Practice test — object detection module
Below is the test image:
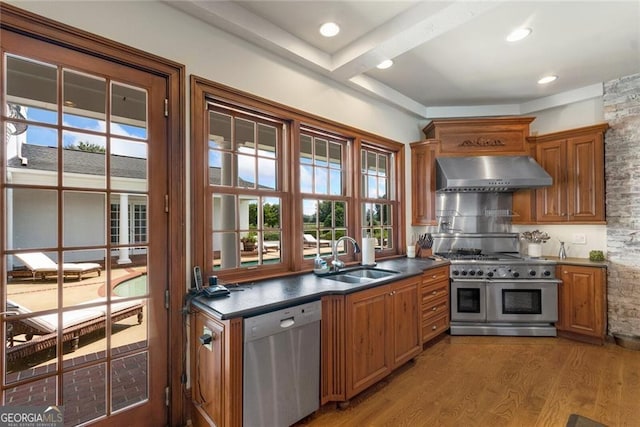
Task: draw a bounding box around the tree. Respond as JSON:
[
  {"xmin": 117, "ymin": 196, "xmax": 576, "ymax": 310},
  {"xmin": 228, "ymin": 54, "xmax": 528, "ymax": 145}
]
[{"xmin": 65, "ymin": 141, "xmax": 106, "ymax": 153}]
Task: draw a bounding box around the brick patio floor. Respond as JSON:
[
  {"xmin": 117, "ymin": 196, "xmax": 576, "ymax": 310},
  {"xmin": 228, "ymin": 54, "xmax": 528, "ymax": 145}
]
[{"xmin": 4, "ymin": 341, "xmax": 147, "ymax": 426}]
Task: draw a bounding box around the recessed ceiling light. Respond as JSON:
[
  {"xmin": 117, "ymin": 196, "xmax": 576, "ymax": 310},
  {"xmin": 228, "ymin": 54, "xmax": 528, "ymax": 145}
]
[
  {"xmin": 376, "ymin": 59, "xmax": 393, "ymax": 70},
  {"xmin": 538, "ymin": 75, "xmax": 558, "ymax": 85},
  {"xmin": 506, "ymin": 27, "xmax": 532, "ymax": 42},
  {"xmin": 319, "ymin": 22, "xmax": 340, "ymax": 38}
]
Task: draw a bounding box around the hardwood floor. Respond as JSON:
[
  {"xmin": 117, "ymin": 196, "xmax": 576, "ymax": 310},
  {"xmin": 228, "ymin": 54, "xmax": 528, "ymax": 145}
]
[{"xmin": 302, "ymin": 336, "xmax": 640, "ymax": 427}]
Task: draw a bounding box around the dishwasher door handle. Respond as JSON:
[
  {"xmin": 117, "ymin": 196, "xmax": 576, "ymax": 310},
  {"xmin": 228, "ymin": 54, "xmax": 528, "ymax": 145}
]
[{"xmin": 280, "ymin": 317, "xmax": 295, "ymax": 328}]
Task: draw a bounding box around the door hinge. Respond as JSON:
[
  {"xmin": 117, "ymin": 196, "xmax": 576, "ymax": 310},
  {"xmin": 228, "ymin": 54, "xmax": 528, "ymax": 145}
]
[
  {"xmin": 165, "ymin": 289, "xmax": 170, "ymax": 310},
  {"xmin": 164, "ymin": 194, "xmax": 169, "ymax": 213},
  {"xmin": 165, "ymin": 386, "xmax": 170, "ymax": 407},
  {"xmin": 164, "ymin": 98, "xmax": 169, "ymax": 117}
]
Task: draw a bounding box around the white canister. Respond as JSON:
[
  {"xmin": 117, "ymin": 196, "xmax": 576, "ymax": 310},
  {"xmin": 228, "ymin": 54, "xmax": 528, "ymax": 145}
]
[{"xmin": 528, "ymin": 243, "xmax": 542, "ymax": 258}]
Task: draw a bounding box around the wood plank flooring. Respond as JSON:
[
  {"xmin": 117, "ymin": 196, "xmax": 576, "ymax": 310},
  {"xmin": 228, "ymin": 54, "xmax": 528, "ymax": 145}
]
[{"xmin": 300, "ymin": 336, "xmax": 640, "ymax": 427}]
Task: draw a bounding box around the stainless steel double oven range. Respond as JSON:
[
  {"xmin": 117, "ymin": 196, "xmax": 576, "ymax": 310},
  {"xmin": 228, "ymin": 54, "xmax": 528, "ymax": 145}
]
[{"xmin": 435, "ymin": 233, "xmax": 560, "ymax": 337}]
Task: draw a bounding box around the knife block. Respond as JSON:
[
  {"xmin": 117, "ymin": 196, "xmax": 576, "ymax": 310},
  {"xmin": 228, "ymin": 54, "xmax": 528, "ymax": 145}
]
[{"xmin": 416, "ymin": 245, "xmax": 432, "ymax": 258}]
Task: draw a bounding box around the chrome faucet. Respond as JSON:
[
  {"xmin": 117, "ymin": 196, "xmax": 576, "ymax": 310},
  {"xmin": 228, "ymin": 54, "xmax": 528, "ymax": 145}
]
[{"xmin": 331, "ymin": 236, "xmax": 361, "ymax": 272}]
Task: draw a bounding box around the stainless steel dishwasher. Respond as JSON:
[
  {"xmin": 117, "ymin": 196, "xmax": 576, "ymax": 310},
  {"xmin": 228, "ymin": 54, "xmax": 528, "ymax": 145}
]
[{"xmin": 243, "ymin": 300, "xmax": 321, "ymax": 427}]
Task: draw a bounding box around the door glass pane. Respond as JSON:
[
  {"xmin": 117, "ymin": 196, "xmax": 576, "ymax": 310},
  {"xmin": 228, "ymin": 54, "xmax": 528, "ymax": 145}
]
[
  {"xmin": 63, "ymin": 364, "xmax": 107, "ymax": 425},
  {"xmin": 458, "ymin": 288, "xmax": 481, "ymax": 313},
  {"xmin": 3, "ymin": 375, "xmax": 56, "ymax": 401},
  {"xmin": 63, "ymin": 191, "xmax": 106, "ymax": 247},
  {"xmin": 112, "ymin": 352, "xmax": 148, "ymax": 411},
  {"xmin": 6, "ymin": 251, "xmax": 59, "ymax": 312},
  {"xmin": 502, "ymin": 289, "xmax": 542, "ymax": 314},
  {"xmin": 62, "ymin": 249, "xmax": 106, "ymax": 308},
  {"xmin": 5, "ymin": 124, "xmax": 58, "ymax": 186},
  {"xmin": 111, "ymin": 138, "xmax": 148, "ymax": 191},
  {"xmin": 63, "ymin": 69, "xmax": 106, "ymax": 130},
  {"xmin": 6, "ymin": 55, "xmax": 57, "ymax": 124},
  {"xmin": 63, "ymin": 130, "xmax": 106, "ymax": 188},
  {"xmin": 5, "ymin": 188, "xmax": 58, "ymax": 250},
  {"xmin": 111, "ymin": 83, "xmax": 147, "ymax": 140}
]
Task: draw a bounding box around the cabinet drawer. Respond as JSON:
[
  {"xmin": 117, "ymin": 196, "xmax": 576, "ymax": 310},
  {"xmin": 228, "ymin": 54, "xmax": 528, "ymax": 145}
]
[
  {"xmin": 422, "ymin": 297, "xmax": 448, "ymax": 323},
  {"xmin": 421, "ymin": 280, "xmax": 449, "ymax": 305},
  {"xmin": 422, "ymin": 266, "xmax": 449, "ymax": 286},
  {"xmin": 422, "ymin": 315, "xmax": 449, "ymax": 343}
]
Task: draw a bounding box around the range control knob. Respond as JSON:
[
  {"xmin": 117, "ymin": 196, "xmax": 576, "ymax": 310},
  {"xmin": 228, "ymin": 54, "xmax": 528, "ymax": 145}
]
[
  {"xmin": 452, "ymin": 270, "xmax": 460, "ymax": 276},
  {"xmin": 461, "ymin": 270, "xmax": 468, "ymax": 276},
  {"xmin": 529, "ymin": 270, "xmax": 537, "ymax": 276},
  {"xmin": 476, "ymin": 270, "xmax": 483, "ymax": 276},
  {"xmin": 543, "ymin": 270, "xmax": 551, "ymax": 276},
  {"xmin": 469, "ymin": 270, "xmax": 476, "ymax": 276},
  {"xmin": 512, "ymin": 271, "xmax": 520, "ymax": 278},
  {"xmin": 487, "ymin": 271, "xmax": 494, "ymax": 278}
]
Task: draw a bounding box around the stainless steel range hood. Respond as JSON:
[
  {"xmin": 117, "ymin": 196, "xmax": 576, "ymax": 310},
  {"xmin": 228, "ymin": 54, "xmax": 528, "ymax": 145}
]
[{"xmin": 435, "ymin": 155, "xmax": 552, "ymax": 192}]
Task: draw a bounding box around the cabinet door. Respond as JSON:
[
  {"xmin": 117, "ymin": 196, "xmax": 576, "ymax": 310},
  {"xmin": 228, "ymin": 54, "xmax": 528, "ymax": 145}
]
[
  {"xmin": 192, "ymin": 311, "xmax": 225, "ymax": 426},
  {"xmin": 558, "ymin": 265, "xmax": 606, "ymax": 340},
  {"xmin": 567, "ymin": 133, "xmax": 605, "ymax": 221},
  {"xmin": 389, "ymin": 277, "xmax": 421, "ymax": 368},
  {"xmin": 536, "ymin": 139, "xmax": 568, "ymax": 222},
  {"xmin": 345, "ymin": 285, "xmax": 391, "ymax": 398},
  {"xmin": 411, "ymin": 141, "xmax": 439, "ymax": 225}
]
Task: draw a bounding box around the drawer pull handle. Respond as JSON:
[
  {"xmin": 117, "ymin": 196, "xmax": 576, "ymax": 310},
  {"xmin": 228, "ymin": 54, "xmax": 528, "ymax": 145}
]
[
  {"xmin": 432, "ymin": 325, "xmax": 437, "ymax": 330},
  {"xmin": 432, "ymin": 275, "xmax": 437, "ymax": 279},
  {"xmin": 432, "ymin": 307, "xmax": 437, "ymax": 311},
  {"xmin": 432, "ymin": 291, "xmax": 437, "ymax": 295}
]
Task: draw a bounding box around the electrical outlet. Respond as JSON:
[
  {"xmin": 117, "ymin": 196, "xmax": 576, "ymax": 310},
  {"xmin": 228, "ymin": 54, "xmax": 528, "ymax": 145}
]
[
  {"xmin": 202, "ymin": 326, "xmax": 212, "ymax": 351},
  {"xmin": 572, "ymin": 233, "xmax": 587, "ymax": 245}
]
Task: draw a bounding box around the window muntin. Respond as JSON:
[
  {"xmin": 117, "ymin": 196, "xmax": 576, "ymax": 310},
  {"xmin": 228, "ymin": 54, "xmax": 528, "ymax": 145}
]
[
  {"xmin": 300, "ymin": 131, "xmax": 345, "ymax": 196},
  {"xmin": 302, "ymin": 199, "xmax": 346, "ymax": 258},
  {"xmin": 361, "ymin": 147, "xmax": 395, "ymax": 250}
]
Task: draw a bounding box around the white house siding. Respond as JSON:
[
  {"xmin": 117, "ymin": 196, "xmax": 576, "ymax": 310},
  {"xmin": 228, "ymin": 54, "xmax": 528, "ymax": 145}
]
[{"xmin": 604, "ymin": 72, "xmax": 640, "ymax": 336}]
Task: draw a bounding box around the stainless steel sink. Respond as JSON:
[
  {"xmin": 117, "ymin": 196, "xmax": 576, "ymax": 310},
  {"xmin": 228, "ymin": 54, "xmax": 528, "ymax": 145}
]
[
  {"xmin": 322, "ymin": 274, "xmax": 371, "ymax": 284},
  {"xmin": 343, "ymin": 268, "xmax": 399, "ymax": 279},
  {"xmin": 321, "ymin": 267, "xmax": 400, "ymax": 284}
]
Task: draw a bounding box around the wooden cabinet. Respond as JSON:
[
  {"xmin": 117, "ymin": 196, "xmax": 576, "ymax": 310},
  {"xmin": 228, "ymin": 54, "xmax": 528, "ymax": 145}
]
[
  {"xmin": 410, "ymin": 140, "xmax": 439, "ymax": 225},
  {"xmin": 420, "ymin": 266, "xmax": 450, "ymax": 343},
  {"xmin": 530, "ymin": 123, "xmax": 608, "ymax": 223},
  {"xmin": 190, "ymin": 308, "xmax": 243, "ymax": 427},
  {"xmin": 556, "ymin": 264, "xmax": 607, "ymax": 345},
  {"xmin": 322, "ymin": 275, "xmax": 421, "ymax": 403},
  {"xmin": 345, "ymin": 276, "xmax": 421, "ymax": 398}
]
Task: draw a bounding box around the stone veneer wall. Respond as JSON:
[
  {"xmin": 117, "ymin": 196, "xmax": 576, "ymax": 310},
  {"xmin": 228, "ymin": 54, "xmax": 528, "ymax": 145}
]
[{"xmin": 603, "ymin": 72, "xmax": 640, "ymax": 336}]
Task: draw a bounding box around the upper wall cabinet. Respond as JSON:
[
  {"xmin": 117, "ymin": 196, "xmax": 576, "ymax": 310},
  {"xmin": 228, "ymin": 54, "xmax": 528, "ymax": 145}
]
[
  {"xmin": 422, "ymin": 116, "xmax": 535, "ymax": 156},
  {"xmin": 410, "ymin": 140, "xmax": 439, "ymax": 225},
  {"xmin": 529, "ymin": 123, "xmax": 608, "ymax": 224}
]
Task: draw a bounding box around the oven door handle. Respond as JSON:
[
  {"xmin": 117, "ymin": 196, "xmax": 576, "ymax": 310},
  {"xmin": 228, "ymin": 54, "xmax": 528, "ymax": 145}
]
[
  {"xmin": 451, "ymin": 278, "xmax": 487, "ymax": 284},
  {"xmin": 487, "ymin": 279, "xmax": 561, "ymax": 284}
]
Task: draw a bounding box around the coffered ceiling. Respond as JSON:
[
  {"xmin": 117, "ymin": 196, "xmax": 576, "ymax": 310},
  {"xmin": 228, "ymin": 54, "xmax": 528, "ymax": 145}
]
[{"xmin": 166, "ymin": 1, "xmax": 640, "ymax": 118}]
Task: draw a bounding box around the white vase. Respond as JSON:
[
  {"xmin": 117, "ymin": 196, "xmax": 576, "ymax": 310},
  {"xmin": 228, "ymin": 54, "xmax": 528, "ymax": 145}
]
[{"xmin": 528, "ymin": 243, "xmax": 542, "ymax": 258}]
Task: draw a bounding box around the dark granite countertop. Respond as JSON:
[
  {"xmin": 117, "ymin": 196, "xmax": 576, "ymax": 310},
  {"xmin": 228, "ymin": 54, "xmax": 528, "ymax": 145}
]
[{"xmin": 191, "ymin": 257, "xmax": 449, "ymax": 320}]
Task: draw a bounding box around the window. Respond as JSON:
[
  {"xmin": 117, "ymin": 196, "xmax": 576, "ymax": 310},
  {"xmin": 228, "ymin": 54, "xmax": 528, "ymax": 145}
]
[
  {"xmin": 192, "ymin": 78, "xmax": 405, "ymax": 281},
  {"xmin": 300, "ymin": 129, "xmax": 349, "ymax": 257},
  {"xmin": 360, "ymin": 147, "xmax": 396, "ymax": 251},
  {"xmin": 206, "ymin": 106, "xmax": 284, "ymax": 271}
]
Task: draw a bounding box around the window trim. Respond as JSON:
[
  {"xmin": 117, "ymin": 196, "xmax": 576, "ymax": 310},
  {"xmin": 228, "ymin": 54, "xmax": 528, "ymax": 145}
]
[{"xmin": 191, "ymin": 76, "xmax": 406, "ymax": 282}]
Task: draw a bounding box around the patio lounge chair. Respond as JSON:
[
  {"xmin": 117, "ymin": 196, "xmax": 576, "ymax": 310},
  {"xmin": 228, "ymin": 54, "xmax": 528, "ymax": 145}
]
[
  {"xmin": 303, "ymin": 233, "xmax": 331, "ymax": 248},
  {"xmin": 14, "ymin": 252, "xmax": 102, "ymax": 280},
  {"xmin": 5, "ymin": 298, "xmax": 143, "ymax": 363}
]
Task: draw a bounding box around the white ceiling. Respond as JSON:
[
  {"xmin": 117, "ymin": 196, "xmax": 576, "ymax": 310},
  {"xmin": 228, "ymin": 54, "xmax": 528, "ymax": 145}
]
[{"xmin": 166, "ymin": 1, "xmax": 640, "ymax": 119}]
